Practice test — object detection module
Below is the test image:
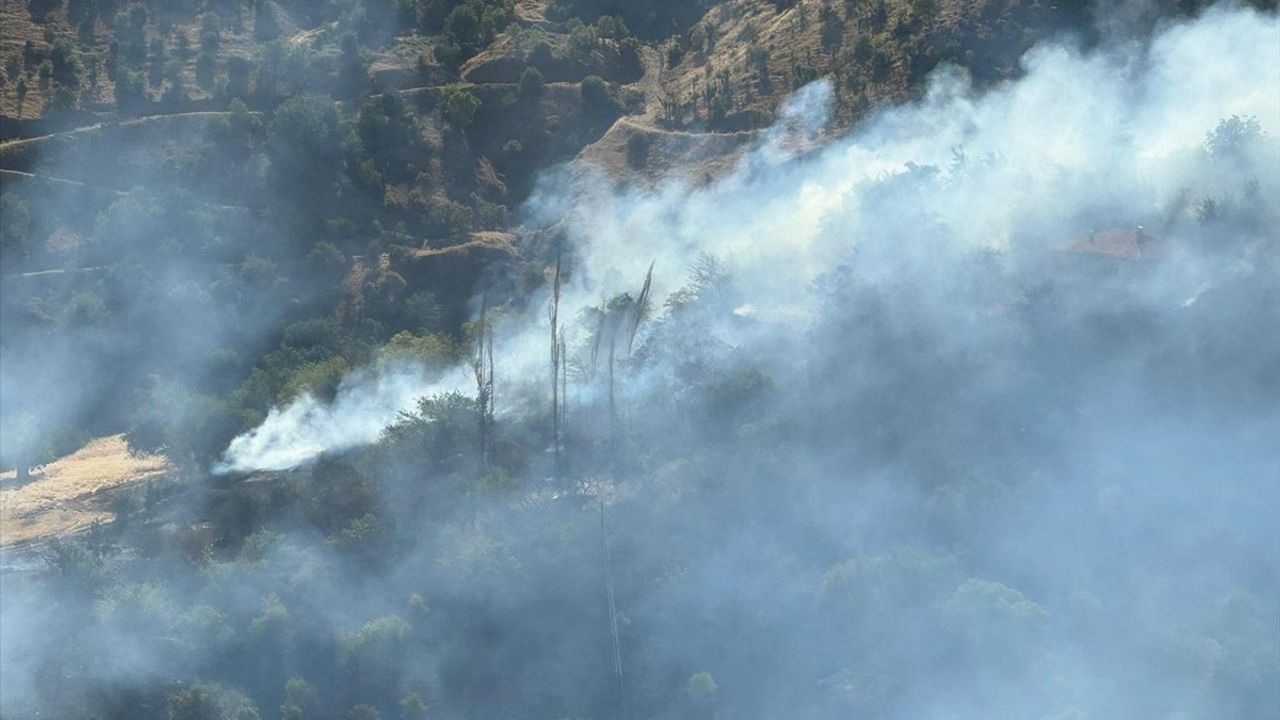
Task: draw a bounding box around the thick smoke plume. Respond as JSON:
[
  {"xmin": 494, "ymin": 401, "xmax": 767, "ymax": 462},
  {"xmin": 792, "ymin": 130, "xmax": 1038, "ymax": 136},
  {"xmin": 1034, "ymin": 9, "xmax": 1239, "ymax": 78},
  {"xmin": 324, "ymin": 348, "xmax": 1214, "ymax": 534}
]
[{"xmin": 217, "ymin": 362, "xmax": 470, "ymax": 474}]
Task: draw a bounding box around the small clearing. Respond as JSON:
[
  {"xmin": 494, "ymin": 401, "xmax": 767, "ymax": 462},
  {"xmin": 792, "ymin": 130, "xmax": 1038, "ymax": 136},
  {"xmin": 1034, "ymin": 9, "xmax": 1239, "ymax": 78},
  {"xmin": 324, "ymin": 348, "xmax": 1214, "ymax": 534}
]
[{"xmin": 0, "ymin": 435, "xmax": 168, "ymax": 548}]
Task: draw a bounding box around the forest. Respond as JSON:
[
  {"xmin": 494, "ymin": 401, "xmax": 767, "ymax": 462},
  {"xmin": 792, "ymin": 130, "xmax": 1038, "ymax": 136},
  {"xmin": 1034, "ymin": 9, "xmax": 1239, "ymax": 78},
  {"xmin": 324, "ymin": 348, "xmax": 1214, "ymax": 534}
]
[{"xmin": 0, "ymin": 1, "xmax": 1278, "ymax": 719}]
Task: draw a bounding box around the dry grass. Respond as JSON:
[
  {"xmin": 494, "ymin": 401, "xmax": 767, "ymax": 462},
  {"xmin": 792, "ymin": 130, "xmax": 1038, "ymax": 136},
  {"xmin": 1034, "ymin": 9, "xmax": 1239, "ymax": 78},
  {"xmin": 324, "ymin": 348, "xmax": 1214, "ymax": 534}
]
[
  {"xmin": 577, "ymin": 116, "xmax": 755, "ymax": 183},
  {"xmin": 0, "ymin": 434, "xmax": 168, "ymax": 547},
  {"xmin": 412, "ymin": 231, "xmax": 517, "ymax": 258}
]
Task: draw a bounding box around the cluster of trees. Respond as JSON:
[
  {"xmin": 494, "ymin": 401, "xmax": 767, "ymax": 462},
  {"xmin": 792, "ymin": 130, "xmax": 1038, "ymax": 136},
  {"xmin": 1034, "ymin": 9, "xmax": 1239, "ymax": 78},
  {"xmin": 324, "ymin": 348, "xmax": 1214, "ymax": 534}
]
[
  {"xmin": 398, "ymin": 0, "xmax": 515, "ymax": 67},
  {"xmin": 3, "ymin": 38, "xmax": 86, "ymax": 117},
  {"xmin": 548, "ymin": 0, "xmax": 713, "ymax": 39}
]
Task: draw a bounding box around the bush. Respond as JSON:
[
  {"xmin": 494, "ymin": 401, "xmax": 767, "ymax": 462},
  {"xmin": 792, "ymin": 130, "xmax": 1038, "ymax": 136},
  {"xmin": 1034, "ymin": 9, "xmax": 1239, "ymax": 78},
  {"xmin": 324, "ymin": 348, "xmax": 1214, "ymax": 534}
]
[
  {"xmin": 196, "ymin": 50, "xmax": 217, "ymax": 89},
  {"xmin": 341, "ymin": 614, "xmax": 410, "ymax": 701},
  {"xmin": 581, "ymin": 75, "xmax": 619, "ymax": 116},
  {"xmin": 820, "ymin": 5, "xmax": 844, "ymax": 51},
  {"xmin": 687, "ymin": 671, "xmax": 718, "ymax": 702},
  {"xmin": 424, "ymin": 198, "xmax": 473, "ymax": 238},
  {"xmin": 626, "ymin": 132, "xmax": 651, "ymax": 169},
  {"xmin": 268, "ymin": 93, "xmax": 342, "ymax": 205},
  {"xmin": 666, "ymin": 42, "xmax": 684, "ymax": 67},
  {"xmin": 346, "ymin": 706, "xmax": 381, "ymax": 720},
  {"xmin": 225, "ymin": 56, "xmax": 251, "ymax": 99},
  {"xmin": 167, "ymin": 683, "xmax": 261, "ymax": 720},
  {"xmin": 403, "ymin": 291, "xmax": 445, "ymax": 333},
  {"xmin": 254, "ymin": 1, "xmax": 281, "ymax": 41},
  {"xmin": 303, "ymin": 457, "xmax": 379, "ymax": 534},
  {"xmin": 280, "ymin": 678, "xmax": 318, "ymax": 720},
  {"xmin": 440, "ymin": 84, "xmax": 481, "ymax": 129},
  {"xmin": 595, "ymin": 14, "xmax": 630, "ymax": 39},
  {"xmin": 518, "ymin": 66, "xmax": 544, "ymax": 101},
  {"xmin": 127, "ymin": 381, "xmax": 245, "ymax": 468},
  {"xmin": 530, "ymin": 39, "xmax": 554, "ymax": 66},
  {"xmin": 385, "ymin": 330, "xmax": 457, "ymax": 366},
  {"xmin": 281, "ymin": 357, "xmax": 350, "ymax": 402}
]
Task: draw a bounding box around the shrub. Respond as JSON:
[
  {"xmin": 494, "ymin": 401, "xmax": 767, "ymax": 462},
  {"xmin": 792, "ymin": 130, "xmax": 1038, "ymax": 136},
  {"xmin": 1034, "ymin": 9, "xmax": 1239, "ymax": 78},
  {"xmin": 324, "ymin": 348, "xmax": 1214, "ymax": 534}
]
[
  {"xmin": 595, "ymin": 14, "xmax": 630, "ymax": 39},
  {"xmin": 626, "ymin": 132, "xmax": 651, "ymax": 169},
  {"xmin": 581, "ymin": 75, "xmax": 619, "ymax": 116},
  {"xmin": 440, "ymin": 84, "xmax": 481, "ymax": 129},
  {"xmin": 530, "ymin": 39, "xmax": 554, "ymax": 66},
  {"xmin": 167, "ymin": 683, "xmax": 261, "ymax": 720},
  {"xmin": 280, "ymin": 678, "xmax": 318, "ymax": 720},
  {"xmin": 518, "ymin": 66, "xmax": 544, "ymax": 101},
  {"xmin": 687, "ymin": 671, "xmax": 718, "ymax": 702}
]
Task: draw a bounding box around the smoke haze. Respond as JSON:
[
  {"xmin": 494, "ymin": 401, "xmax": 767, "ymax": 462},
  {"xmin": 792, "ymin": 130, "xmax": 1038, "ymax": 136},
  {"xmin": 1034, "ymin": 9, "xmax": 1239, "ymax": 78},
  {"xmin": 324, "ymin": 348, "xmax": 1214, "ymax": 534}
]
[{"xmin": 2, "ymin": 3, "xmax": 1278, "ymax": 719}]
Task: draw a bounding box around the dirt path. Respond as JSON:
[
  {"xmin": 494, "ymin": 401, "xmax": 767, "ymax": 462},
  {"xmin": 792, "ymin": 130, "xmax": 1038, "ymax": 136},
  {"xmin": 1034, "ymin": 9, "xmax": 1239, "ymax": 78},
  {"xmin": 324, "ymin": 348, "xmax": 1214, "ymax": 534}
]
[
  {"xmin": 0, "ymin": 435, "xmax": 168, "ymax": 548},
  {"xmin": 0, "ymin": 110, "xmax": 263, "ymax": 153},
  {"xmin": 631, "ymin": 45, "xmax": 669, "ymax": 125},
  {"xmin": 0, "ymin": 169, "xmax": 262, "ymax": 215},
  {"xmin": 613, "ymin": 115, "xmax": 760, "ymax": 139}
]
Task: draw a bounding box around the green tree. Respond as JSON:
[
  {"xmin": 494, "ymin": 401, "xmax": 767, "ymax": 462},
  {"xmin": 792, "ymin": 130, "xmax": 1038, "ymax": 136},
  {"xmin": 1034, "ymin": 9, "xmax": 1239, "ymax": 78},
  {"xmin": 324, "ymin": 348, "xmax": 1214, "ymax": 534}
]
[
  {"xmin": 341, "ymin": 615, "xmax": 410, "ymax": 697},
  {"xmin": 400, "ymin": 692, "xmax": 428, "ymax": 718},
  {"xmin": 355, "ymin": 91, "xmax": 423, "ymax": 182},
  {"xmin": 581, "ymin": 74, "xmax": 620, "ymax": 117},
  {"xmin": 1207, "ymin": 115, "xmax": 1264, "ymax": 161},
  {"xmin": 167, "ymin": 683, "xmax": 261, "ymax": 720},
  {"xmin": 50, "ymin": 40, "xmax": 81, "ymax": 88},
  {"xmin": 280, "ymin": 678, "xmax": 319, "ymax": 720},
  {"xmin": 626, "ymin": 132, "xmax": 650, "ymax": 169},
  {"xmin": 439, "ymin": 84, "xmax": 480, "ymax": 129},
  {"xmin": 346, "ymin": 706, "xmax": 380, "ymax": 720},
  {"xmin": 595, "ymin": 14, "xmax": 630, "ymax": 39},
  {"xmin": 267, "ymin": 93, "xmax": 342, "ymax": 206},
  {"xmin": 225, "ymin": 56, "xmax": 251, "ymax": 99},
  {"xmin": 48, "ymin": 84, "xmax": 78, "ymax": 113},
  {"xmin": 14, "ymin": 78, "xmax": 27, "ymax": 118},
  {"xmin": 254, "ymin": 0, "xmax": 281, "ymax": 40},
  {"xmin": 820, "ymin": 4, "xmax": 844, "ymax": 52},
  {"xmin": 113, "ymin": 71, "xmax": 147, "ymax": 115},
  {"xmin": 127, "ymin": 380, "xmax": 245, "ymax": 469},
  {"xmin": 0, "ymin": 193, "xmax": 32, "ymax": 265},
  {"xmin": 518, "ymin": 65, "xmax": 545, "ymax": 101},
  {"xmin": 687, "ymin": 670, "xmax": 718, "ymax": 701},
  {"xmin": 196, "ymin": 50, "xmax": 217, "ymax": 90}
]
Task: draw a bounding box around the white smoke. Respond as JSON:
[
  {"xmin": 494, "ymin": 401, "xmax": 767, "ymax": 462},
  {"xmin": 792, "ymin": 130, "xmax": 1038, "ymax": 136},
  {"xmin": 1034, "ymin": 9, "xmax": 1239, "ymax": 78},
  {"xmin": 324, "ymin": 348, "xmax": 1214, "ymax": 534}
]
[
  {"xmin": 219, "ymin": 3, "xmax": 1279, "ymax": 474},
  {"xmin": 215, "ymin": 362, "xmax": 470, "ymax": 473}
]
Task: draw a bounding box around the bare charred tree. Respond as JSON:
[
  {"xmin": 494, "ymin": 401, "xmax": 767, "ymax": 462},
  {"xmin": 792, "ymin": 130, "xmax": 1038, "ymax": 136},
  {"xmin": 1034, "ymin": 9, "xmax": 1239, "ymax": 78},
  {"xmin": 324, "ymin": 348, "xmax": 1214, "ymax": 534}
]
[
  {"xmin": 473, "ymin": 293, "xmax": 495, "ymax": 474},
  {"xmin": 604, "ymin": 293, "xmax": 631, "ymax": 436},
  {"xmin": 589, "ymin": 262, "xmax": 656, "ymax": 444},
  {"xmin": 628, "ymin": 262, "xmax": 654, "ymax": 355},
  {"xmin": 600, "ymin": 497, "xmax": 625, "ymax": 720},
  {"xmin": 559, "ymin": 330, "xmax": 568, "ymax": 471},
  {"xmin": 549, "ymin": 246, "xmax": 563, "ymax": 479}
]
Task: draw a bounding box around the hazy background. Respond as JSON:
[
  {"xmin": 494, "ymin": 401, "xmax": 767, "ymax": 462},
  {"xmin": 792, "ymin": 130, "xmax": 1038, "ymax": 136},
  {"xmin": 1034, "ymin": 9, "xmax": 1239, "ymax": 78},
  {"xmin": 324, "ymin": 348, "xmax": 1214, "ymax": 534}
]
[{"xmin": 1, "ymin": 2, "xmax": 1277, "ymax": 719}]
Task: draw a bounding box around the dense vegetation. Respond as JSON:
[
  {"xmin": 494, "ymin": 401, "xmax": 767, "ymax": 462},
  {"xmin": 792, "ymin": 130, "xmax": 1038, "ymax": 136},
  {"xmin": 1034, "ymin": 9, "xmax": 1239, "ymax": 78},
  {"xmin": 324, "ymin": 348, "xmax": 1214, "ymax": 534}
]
[{"xmin": 1, "ymin": 2, "xmax": 1277, "ymax": 720}]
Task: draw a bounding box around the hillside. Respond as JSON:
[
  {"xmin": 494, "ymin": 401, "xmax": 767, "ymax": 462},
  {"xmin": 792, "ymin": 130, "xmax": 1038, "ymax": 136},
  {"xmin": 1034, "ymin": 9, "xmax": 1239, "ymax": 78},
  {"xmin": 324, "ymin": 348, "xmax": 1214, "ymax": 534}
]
[
  {"xmin": 1, "ymin": 2, "xmax": 1277, "ymax": 720},
  {"xmin": 0, "ymin": 0, "xmax": 1108, "ymax": 478}
]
